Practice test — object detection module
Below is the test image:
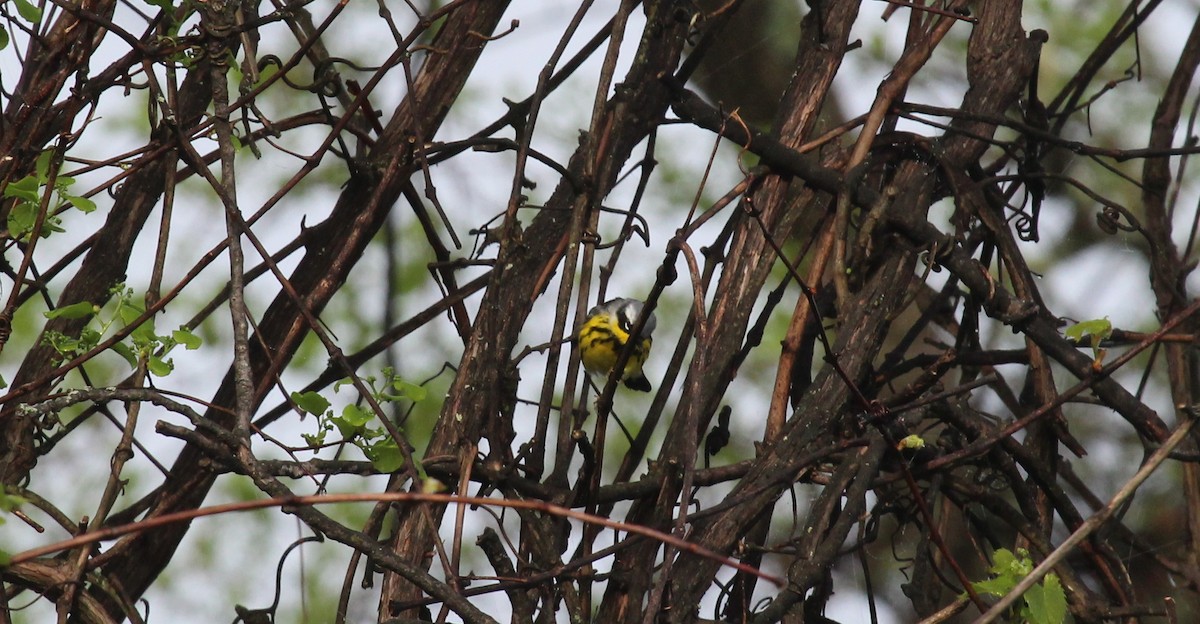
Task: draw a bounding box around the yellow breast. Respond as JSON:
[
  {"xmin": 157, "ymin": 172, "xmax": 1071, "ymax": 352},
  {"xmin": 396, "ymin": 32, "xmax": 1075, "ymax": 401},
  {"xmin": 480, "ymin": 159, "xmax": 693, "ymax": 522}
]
[{"xmin": 578, "ymin": 312, "xmax": 651, "ymax": 379}]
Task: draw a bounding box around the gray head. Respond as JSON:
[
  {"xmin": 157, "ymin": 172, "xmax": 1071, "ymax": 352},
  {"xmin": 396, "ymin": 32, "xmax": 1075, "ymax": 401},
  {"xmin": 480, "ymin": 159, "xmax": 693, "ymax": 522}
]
[{"xmin": 606, "ymin": 298, "xmax": 656, "ymax": 337}]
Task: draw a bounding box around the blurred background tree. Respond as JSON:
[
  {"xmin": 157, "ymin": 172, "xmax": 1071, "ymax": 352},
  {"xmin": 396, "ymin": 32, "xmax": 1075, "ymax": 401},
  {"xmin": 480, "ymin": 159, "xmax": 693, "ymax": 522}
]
[{"xmin": 3, "ymin": 1, "xmax": 1200, "ymax": 623}]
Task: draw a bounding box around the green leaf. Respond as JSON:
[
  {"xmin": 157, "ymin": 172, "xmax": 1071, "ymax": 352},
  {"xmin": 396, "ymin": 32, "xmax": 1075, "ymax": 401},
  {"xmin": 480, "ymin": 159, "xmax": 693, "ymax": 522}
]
[
  {"xmin": 1025, "ymin": 574, "xmax": 1067, "ymax": 624},
  {"xmin": 972, "ymin": 548, "xmax": 1023, "ymax": 597},
  {"xmin": 33, "ymin": 148, "xmax": 53, "ymax": 180},
  {"xmin": 253, "ymin": 61, "xmax": 279, "ymax": 89},
  {"xmin": 6, "ymin": 202, "xmax": 36, "ymax": 239},
  {"xmin": 111, "ymin": 342, "xmax": 138, "ymax": 368},
  {"xmin": 1065, "ymin": 317, "xmax": 1112, "ymax": 346},
  {"xmin": 0, "ymin": 487, "xmax": 25, "ymax": 533},
  {"xmin": 363, "ymin": 439, "xmax": 403, "ymax": 473},
  {"xmin": 43, "ymin": 328, "xmax": 98, "ymax": 357},
  {"xmin": 389, "ymin": 379, "xmax": 427, "ymax": 402},
  {"xmin": 970, "ymin": 549, "xmax": 1066, "ymax": 624},
  {"xmin": 43, "ymin": 332, "xmax": 75, "ymax": 355},
  {"xmin": 147, "ymin": 355, "xmax": 174, "ymax": 377},
  {"xmin": 0, "ymin": 488, "xmax": 27, "ymax": 512},
  {"xmin": 117, "ymin": 300, "xmax": 146, "ymax": 326},
  {"xmin": 972, "ymin": 576, "xmax": 1015, "ymax": 598},
  {"xmin": 44, "ymin": 214, "xmax": 65, "ymax": 235},
  {"xmin": 44, "ymin": 301, "xmax": 97, "ymax": 320},
  {"xmin": 993, "ymin": 548, "xmax": 1028, "ymax": 576},
  {"xmin": 78, "ymin": 327, "xmax": 101, "ymax": 351},
  {"xmin": 65, "ymin": 194, "xmax": 96, "ymax": 213},
  {"xmin": 0, "ymin": 25, "xmax": 10, "ymax": 51},
  {"xmin": 0, "ymin": 549, "xmax": 10, "ymax": 567},
  {"xmin": 291, "ymin": 391, "xmax": 331, "ymax": 416},
  {"xmin": 172, "ymin": 328, "xmax": 202, "ymax": 350},
  {"xmin": 131, "ymin": 323, "xmax": 158, "ymax": 348},
  {"xmin": 120, "ymin": 302, "xmax": 157, "ymax": 346},
  {"xmin": 3, "ymin": 176, "xmax": 40, "ymax": 201},
  {"xmin": 12, "ymin": 0, "xmax": 40, "ymax": 23},
  {"xmin": 334, "ymin": 404, "xmax": 373, "ymax": 437},
  {"xmin": 0, "ymin": 374, "xmax": 7, "ymax": 389}
]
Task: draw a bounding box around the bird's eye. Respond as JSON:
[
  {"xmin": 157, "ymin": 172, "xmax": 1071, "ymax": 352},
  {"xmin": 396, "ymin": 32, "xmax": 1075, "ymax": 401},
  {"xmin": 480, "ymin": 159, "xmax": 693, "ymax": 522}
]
[{"xmin": 617, "ymin": 309, "xmax": 632, "ymax": 332}]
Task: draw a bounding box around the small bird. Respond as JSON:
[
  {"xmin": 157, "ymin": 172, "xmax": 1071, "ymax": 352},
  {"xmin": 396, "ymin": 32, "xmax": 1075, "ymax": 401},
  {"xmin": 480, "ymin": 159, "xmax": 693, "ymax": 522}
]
[{"xmin": 577, "ymin": 297, "xmax": 656, "ymax": 392}]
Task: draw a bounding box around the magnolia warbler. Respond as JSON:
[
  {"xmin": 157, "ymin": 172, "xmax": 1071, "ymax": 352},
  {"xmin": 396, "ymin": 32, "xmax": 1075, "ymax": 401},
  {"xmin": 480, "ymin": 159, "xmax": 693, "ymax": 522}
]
[{"xmin": 577, "ymin": 298, "xmax": 656, "ymax": 392}]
